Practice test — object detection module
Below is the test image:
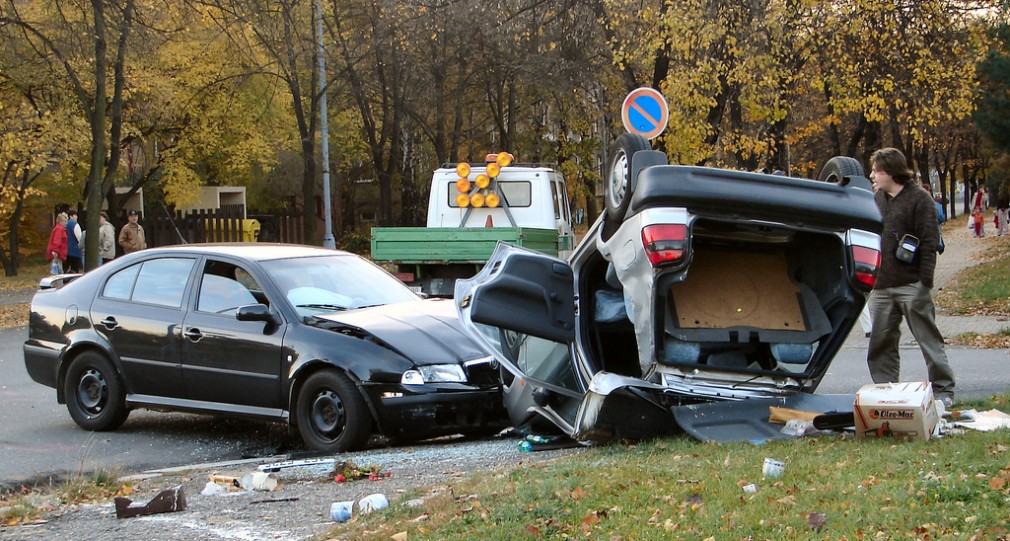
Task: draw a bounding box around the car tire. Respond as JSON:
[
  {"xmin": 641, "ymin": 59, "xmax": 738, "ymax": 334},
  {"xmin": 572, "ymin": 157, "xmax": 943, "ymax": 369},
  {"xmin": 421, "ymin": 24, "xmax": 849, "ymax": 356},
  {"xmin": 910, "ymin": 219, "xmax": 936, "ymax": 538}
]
[
  {"xmin": 63, "ymin": 351, "xmax": 129, "ymax": 431},
  {"xmin": 296, "ymin": 371, "xmax": 371, "ymax": 452},
  {"xmin": 605, "ymin": 133, "xmax": 652, "ymax": 227},
  {"xmin": 817, "ymin": 156, "xmax": 864, "ymax": 183}
]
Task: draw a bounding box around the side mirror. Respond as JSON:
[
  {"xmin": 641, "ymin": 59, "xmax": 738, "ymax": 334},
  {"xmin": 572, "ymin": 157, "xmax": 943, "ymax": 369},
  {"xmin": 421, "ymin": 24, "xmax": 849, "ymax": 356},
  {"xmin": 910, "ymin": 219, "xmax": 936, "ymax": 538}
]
[{"xmin": 236, "ymin": 303, "xmax": 278, "ymax": 325}]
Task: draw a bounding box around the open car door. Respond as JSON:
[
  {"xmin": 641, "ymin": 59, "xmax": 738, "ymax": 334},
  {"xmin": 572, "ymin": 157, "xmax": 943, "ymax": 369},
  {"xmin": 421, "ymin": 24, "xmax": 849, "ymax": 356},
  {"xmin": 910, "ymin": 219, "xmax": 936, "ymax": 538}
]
[
  {"xmin": 455, "ymin": 243, "xmax": 678, "ymax": 442},
  {"xmin": 455, "ymin": 243, "xmax": 584, "ymax": 435}
]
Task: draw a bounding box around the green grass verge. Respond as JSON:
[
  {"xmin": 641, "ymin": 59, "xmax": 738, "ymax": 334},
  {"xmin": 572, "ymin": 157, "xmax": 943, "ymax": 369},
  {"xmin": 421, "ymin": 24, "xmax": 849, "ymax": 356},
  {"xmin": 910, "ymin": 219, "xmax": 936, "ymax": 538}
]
[
  {"xmin": 936, "ymin": 241, "xmax": 1010, "ymax": 316},
  {"xmin": 329, "ymin": 396, "xmax": 1010, "ymax": 540}
]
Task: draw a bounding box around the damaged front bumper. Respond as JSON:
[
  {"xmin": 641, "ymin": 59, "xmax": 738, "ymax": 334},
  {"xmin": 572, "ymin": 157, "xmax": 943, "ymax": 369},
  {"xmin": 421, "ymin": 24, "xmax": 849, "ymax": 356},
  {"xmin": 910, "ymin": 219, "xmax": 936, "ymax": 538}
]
[{"xmin": 363, "ymin": 383, "xmax": 509, "ymax": 440}]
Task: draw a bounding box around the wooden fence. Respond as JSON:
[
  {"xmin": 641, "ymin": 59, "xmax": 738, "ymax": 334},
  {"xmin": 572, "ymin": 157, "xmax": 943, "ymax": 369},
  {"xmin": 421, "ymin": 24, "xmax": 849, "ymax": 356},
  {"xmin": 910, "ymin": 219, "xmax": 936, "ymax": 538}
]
[{"xmin": 145, "ymin": 206, "xmax": 305, "ymax": 248}]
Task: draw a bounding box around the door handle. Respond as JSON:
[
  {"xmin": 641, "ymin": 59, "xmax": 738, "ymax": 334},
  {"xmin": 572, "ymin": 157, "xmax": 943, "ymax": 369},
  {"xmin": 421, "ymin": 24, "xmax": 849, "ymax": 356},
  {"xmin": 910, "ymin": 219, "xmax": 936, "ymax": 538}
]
[
  {"xmin": 184, "ymin": 328, "xmax": 203, "ymax": 342},
  {"xmin": 100, "ymin": 317, "xmax": 118, "ymax": 330}
]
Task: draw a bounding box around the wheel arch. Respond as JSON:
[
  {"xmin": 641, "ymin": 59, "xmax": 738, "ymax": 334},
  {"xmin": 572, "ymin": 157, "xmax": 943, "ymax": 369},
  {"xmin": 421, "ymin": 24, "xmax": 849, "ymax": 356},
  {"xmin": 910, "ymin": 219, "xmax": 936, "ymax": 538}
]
[
  {"xmin": 287, "ymin": 360, "xmax": 379, "ymax": 433},
  {"xmin": 56, "ymin": 342, "xmax": 121, "ymax": 405}
]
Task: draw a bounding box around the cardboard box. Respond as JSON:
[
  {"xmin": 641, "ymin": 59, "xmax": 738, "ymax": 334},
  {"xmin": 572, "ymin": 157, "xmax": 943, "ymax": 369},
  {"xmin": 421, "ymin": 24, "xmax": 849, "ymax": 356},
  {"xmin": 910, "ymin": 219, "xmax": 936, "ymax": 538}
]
[{"xmin": 854, "ymin": 382, "xmax": 939, "ymax": 441}]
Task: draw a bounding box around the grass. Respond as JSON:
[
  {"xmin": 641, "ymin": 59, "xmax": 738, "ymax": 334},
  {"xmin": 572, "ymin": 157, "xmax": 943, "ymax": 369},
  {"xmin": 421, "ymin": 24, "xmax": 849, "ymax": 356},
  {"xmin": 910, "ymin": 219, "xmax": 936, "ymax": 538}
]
[
  {"xmin": 0, "ymin": 260, "xmax": 47, "ymax": 329},
  {"xmin": 0, "ymin": 260, "xmax": 49, "ymax": 291},
  {"xmin": 323, "ymin": 396, "xmax": 1010, "ymax": 540},
  {"xmin": 935, "ymin": 238, "xmax": 1010, "ymax": 317},
  {"xmin": 1, "ymin": 467, "xmax": 133, "ymax": 526}
]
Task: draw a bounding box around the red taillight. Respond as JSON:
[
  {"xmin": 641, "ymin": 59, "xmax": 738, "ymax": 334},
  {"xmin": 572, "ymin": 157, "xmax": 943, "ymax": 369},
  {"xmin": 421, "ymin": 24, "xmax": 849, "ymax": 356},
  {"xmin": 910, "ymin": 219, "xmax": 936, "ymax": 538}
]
[
  {"xmin": 851, "ymin": 245, "xmax": 880, "ymax": 288},
  {"xmin": 642, "ymin": 224, "xmax": 687, "ymax": 266}
]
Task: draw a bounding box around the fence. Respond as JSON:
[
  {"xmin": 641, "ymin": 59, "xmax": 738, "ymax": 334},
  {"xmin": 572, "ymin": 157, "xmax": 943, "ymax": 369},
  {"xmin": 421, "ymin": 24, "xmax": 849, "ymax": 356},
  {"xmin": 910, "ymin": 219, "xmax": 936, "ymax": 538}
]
[{"xmin": 145, "ymin": 206, "xmax": 305, "ymax": 248}]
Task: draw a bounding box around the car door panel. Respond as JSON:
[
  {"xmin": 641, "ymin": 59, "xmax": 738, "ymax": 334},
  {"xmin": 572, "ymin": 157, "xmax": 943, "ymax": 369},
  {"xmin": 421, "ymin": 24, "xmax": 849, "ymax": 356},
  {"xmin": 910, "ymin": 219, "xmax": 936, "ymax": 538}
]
[
  {"xmin": 181, "ymin": 259, "xmax": 285, "ymax": 409},
  {"xmin": 90, "ymin": 257, "xmax": 196, "ymax": 398}
]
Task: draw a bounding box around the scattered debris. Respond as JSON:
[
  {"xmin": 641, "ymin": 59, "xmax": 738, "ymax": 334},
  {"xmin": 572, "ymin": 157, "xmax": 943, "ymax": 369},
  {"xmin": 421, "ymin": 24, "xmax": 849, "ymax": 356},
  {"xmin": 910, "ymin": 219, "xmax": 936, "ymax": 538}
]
[
  {"xmin": 330, "ymin": 461, "xmax": 388, "ymax": 483},
  {"xmin": 250, "ymin": 497, "xmax": 299, "ymax": 505},
  {"xmin": 742, "ymin": 483, "xmax": 758, "ymax": 494},
  {"xmin": 114, "ymin": 485, "xmax": 187, "ymax": 519},
  {"xmin": 762, "ymin": 458, "xmax": 785, "ymax": 478},
  {"xmin": 950, "ymin": 409, "xmax": 1010, "ymax": 432},
  {"xmin": 241, "ymin": 472, "xmax": 279, "ymax": 492},
  {"xmin": 330, "ymin": 501, "xmax": 353, "ymax": 522},
  {"xmin": 358, "ymin": 493, "xmax": 388, "ymax": 514}
]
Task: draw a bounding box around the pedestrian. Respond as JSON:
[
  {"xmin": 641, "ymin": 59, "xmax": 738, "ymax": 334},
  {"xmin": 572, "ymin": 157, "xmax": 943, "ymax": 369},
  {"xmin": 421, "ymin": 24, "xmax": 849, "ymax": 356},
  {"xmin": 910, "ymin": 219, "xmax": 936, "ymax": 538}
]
[
  {"xmin": 98, "ymin": 211, "xmax": 116, "ymax": 264},
  {"xmin": 46, "ymin": 212, "xmax": 69, "ymax": 275},
  {"xmin": 65, "ymin": 209, "xmax": 83, "ymax": 273},
  {"xmin": 866, "ymin": 148, "xmax": 955, "ymax": 406},
  {"xmin": 118, "ymin": 209, "xmax": 147, "ymax": 254},
  {"xmin": 997, "ymin": 192, "xmax": 1005, "ymax": 239},
  {"xmin": 972, "ymin": 206, "xmax": 984, "ymax": 238},
  {"xmin": 972, "ymin": 184, "xmax": 987, "ymax": 211}
]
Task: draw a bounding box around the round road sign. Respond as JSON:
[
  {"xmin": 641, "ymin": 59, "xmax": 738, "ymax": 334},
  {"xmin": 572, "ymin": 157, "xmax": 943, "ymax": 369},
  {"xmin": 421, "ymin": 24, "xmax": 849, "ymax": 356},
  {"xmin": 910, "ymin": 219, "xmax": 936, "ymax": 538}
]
[{"xmin": 621, "ymin": 87, "xmax": 669, "ymax": 140}]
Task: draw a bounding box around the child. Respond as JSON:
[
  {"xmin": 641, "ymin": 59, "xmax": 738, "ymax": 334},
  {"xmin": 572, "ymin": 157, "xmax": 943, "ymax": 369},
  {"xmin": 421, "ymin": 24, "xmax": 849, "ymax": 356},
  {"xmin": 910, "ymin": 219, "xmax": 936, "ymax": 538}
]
[{"xmin": 972, "ymin": 207, "xmax": 985, "ymax": 238}]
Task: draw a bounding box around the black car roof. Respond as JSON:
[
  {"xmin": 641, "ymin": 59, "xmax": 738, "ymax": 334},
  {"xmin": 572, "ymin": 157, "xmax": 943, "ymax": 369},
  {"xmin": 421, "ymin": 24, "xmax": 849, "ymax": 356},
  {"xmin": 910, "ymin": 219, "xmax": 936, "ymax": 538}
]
[{"xmin": 139, "ymin": 243, "xmax": 352, "ymax": 261}]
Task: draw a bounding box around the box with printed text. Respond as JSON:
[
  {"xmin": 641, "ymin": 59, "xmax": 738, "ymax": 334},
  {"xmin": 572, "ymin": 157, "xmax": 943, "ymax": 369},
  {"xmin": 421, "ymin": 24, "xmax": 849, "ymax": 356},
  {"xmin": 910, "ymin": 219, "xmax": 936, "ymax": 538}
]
[{"xmin": 854, "ymin": 381, "xmax": 939, "ymax": 441}]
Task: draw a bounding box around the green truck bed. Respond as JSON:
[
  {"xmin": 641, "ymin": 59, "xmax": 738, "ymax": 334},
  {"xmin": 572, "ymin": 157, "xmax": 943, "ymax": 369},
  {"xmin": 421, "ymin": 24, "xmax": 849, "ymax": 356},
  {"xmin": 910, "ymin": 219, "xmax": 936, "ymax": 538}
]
[{"xmin": 370, "ymin": 227, "xmax": 560, "ymax": 263}]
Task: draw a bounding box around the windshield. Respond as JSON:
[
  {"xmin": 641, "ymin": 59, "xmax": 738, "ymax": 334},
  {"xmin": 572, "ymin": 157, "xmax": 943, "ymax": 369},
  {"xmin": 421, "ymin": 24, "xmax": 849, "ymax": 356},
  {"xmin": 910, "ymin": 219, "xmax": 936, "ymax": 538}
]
[{"xmin": 261, "ymin": 255, "xmax": 419, "ymax": 317}]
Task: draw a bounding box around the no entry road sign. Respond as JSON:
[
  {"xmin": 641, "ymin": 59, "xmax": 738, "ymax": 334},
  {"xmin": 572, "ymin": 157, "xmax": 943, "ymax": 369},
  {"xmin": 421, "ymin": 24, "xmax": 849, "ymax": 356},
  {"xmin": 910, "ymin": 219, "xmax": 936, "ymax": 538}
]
[{"xmin": 621, "ymin": 87, "xmax": 669, "ymax": 140}]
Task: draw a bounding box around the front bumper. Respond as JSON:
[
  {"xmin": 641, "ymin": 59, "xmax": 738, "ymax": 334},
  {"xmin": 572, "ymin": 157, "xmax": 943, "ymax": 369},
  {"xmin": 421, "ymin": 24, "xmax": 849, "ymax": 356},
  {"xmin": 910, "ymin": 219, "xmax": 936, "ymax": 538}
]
[{"xmin": 364, "ymin": 383, "xmax": 509, "ymax": 440}]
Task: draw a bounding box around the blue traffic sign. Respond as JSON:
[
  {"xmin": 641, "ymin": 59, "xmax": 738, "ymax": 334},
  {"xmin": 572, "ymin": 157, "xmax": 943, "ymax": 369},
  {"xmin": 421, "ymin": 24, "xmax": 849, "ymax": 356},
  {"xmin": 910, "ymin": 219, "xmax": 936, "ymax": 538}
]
[{"xmin": 621, "ymin": 88, "xmax": 669, "ymax": 140}]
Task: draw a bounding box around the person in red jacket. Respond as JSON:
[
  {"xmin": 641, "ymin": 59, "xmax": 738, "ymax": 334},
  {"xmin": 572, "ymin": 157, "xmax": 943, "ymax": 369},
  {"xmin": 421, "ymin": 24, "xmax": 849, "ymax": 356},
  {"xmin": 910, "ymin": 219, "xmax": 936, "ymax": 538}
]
[{"xmin": 46, "ymin": 212, "xmax": 69, "ymax": 274}]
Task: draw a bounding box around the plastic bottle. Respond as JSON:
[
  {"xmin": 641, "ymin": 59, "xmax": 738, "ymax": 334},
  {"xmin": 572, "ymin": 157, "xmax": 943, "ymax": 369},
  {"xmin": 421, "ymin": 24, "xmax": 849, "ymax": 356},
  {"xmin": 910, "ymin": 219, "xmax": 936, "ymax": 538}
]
[{"xmin": 517, "ymin": 440, "xmax": 533, "ymax": 452}]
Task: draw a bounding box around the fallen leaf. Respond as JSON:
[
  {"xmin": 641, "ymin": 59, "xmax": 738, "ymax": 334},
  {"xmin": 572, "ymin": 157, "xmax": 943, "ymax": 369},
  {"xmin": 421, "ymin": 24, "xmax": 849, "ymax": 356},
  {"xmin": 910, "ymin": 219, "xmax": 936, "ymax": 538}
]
[
  {"xmin": 807, "ymin": 512, "xmax": 827, "ymax": 532},
  {"xmin": 525, "ymin": 524, "xmax": 541, "ymax": 537},
  {"xmin": 571, "ymin": 486, "xmax": 588, "ymax": 501},
  {"xmin": 390, "ymin": 532, "xmax": 407, "ymax": 541}
]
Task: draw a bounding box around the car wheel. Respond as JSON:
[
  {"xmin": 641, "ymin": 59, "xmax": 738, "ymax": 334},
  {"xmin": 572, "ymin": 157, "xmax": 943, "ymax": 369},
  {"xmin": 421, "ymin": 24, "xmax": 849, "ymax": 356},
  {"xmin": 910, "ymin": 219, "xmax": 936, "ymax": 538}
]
[
  {"xmin": 817, "ymin": 156, "xmax": 863, "ymax": 183},
  {"xmin": 605, "ymin": 133, "xmax": 652, "ymax": 227},
  {"xmin": 296, "ymin": 371, "xmax": 371, "ymax": 452},
  {"xmin": 63, "ymin": 351, "xmax": 129, "ymax": 431}
]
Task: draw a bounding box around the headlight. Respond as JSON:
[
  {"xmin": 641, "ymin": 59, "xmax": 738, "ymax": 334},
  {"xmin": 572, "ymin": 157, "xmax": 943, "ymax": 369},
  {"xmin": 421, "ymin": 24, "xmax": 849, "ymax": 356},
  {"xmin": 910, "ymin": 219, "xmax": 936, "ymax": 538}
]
[{"xmin": 400, "ymin": 364, "xmax": 467, "ymax": 385}]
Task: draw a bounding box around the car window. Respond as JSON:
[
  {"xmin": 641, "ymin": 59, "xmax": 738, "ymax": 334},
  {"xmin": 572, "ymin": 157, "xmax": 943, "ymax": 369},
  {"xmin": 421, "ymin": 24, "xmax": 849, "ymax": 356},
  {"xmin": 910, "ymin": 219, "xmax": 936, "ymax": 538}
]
[
  {"xmin": 197, "ymin": 261, "xmax": 264, "ymax": 315},
  {"xmin": 103, "ymin": 264, "xmax": 141, "ymax": 300},
  {"xmin": 131, "ymin": 258, "xmax": 195, "ymax": 308},
  {"xmin": 261, "ymin": 254, "xmax": 417, "ymax": 318},
  {"xmin": 447, "ymin": 181, "xmax": 532, "ymax": 208},
  {"xmin": 483, "ymin": 326, "xmax": 579, "ymax": 393}
]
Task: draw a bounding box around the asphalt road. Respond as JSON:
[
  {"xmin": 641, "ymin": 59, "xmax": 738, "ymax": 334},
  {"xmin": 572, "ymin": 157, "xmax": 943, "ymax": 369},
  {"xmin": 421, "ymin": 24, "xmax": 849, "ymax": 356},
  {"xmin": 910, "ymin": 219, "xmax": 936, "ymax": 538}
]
[{"xmin": 2, "ymin": 323, "xmax": 1007, "ymax": 492}]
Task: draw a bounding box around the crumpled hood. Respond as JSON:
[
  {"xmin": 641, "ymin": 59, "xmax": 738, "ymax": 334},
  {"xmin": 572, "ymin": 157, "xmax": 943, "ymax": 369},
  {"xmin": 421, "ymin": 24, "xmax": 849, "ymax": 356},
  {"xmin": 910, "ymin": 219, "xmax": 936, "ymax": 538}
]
[{"xmin": 308, "ymin": 298, "xmax": 486, "ymax": 366}]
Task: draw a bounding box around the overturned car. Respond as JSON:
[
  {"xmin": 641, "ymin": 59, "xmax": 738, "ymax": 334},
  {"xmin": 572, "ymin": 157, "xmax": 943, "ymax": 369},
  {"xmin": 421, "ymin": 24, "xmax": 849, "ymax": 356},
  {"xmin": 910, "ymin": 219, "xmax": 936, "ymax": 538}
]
[{"xmin": 455, "ymin": 134, "xmax": 883, "ymax": 442}]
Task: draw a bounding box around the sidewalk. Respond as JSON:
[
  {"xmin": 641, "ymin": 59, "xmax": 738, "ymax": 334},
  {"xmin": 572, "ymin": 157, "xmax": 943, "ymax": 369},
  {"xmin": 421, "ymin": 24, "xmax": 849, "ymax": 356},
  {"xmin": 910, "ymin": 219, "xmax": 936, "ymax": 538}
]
[{"xmin": 843, "ymin": 216, "xmax": 1009, "ymax": 348}]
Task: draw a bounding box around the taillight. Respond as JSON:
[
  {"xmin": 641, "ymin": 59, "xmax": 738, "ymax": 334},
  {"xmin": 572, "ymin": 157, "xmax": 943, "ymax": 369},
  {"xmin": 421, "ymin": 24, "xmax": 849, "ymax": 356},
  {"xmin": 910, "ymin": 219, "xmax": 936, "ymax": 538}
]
[
  {"xmin": 851, "ymin": 245, "xmax": 880, "ymax": 288},
  {"xmin": 642, "ymin": 224, "xmax": 687, "ymax": 266}
]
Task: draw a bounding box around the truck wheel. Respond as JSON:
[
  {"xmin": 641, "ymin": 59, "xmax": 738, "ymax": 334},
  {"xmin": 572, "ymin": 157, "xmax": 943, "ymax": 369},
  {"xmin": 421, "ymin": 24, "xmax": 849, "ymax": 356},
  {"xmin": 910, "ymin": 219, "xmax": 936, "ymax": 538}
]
[
  {"xmin": 64, "ymin": 351, "xmax": 129, "ymax": 431},
  {"xmin": 817, "ymin": 156, "xmax": 863, "ymax": 183},
  {"xmin": 605, "ymin": 133, "xmax": 652, "ymax": 226},
  {"xmin": 296, "ymin": 371, "xmax": 371, "ymax": 452}
]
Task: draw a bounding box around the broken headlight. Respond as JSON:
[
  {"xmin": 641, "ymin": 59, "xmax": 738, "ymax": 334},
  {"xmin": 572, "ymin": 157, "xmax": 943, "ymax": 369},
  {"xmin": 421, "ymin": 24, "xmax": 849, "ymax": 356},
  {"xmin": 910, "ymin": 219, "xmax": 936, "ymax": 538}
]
[{"xmin": 401, "ymin": 364, "xmax": 467, "ymax": 385}]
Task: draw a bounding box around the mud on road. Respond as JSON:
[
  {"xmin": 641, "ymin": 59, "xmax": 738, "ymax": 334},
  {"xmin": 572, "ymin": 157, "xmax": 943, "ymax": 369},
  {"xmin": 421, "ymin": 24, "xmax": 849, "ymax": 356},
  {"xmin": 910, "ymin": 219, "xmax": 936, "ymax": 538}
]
[{"xmin": 1, "ymin": 435, "xmax": 582, "ymax": 541}]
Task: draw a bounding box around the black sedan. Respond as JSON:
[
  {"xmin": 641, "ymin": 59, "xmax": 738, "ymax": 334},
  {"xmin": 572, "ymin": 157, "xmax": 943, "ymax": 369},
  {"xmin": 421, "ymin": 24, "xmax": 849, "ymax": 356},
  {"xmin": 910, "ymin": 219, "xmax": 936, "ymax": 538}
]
[{"xmin": 23, "ymin": 244, "xmax": 507, "ymax": 452}]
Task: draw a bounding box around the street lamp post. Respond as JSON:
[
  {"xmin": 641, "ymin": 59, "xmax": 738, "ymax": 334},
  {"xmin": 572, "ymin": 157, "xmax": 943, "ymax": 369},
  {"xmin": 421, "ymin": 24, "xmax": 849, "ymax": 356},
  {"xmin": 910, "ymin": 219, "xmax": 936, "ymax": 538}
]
[{"xmin": 316, "ymin": 0, "xmax": 336, "ymax": 249}]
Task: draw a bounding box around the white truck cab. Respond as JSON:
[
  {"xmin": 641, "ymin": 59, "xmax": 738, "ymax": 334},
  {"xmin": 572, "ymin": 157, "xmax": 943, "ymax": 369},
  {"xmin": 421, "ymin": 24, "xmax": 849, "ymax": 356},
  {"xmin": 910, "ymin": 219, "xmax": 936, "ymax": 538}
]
[{"xmin": 427, "ymin": 160, "xmax": 575, "ymax": 252}]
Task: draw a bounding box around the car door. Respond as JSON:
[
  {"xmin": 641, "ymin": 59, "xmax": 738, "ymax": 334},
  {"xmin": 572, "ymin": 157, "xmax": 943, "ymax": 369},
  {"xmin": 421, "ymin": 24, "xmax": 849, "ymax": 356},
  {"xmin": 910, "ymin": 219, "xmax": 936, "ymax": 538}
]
[
  {"xmin": 457, "ymin": 242, "xmax": 681, "ymax": 442},
  {"xmin": 90, "ymin": 256, "xmax": 196, "ymax": 399},
  {"xmin": 455, "ymin": 243, "xmax": 587, "ymax": 434},
  {"xmin": 180, "ymin": 258, "xmax": 285, "ymax": 413}
]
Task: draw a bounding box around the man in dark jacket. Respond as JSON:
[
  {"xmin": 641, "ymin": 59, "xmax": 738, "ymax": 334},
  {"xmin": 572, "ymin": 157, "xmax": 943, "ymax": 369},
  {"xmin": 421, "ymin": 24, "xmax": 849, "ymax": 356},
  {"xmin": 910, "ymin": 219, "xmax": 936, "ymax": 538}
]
[{"xmin": 866, "ymin": 148, "xmax": 955, "ymax": 406}]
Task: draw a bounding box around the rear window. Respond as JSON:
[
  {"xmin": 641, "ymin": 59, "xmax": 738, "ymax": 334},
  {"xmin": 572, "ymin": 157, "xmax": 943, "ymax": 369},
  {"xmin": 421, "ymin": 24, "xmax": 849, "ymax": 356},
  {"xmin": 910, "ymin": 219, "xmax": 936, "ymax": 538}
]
[{"xmin": 448, "ymin": 181, "xmax": 531, "ymax": 208}]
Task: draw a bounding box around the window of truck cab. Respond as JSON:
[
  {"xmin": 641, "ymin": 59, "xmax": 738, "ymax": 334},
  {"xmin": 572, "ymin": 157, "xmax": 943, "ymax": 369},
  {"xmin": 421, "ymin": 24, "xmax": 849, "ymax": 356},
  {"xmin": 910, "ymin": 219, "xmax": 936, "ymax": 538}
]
[{"xmin": 448, "ymin": 181, "xmax": 532, "ymax": 208}]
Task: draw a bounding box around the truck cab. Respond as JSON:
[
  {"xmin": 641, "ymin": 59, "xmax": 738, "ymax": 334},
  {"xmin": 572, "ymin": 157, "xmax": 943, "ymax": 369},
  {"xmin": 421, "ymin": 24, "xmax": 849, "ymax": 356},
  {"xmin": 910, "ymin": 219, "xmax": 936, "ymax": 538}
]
[
  {"xmin": 371, "ymin": 153, "xmax": 576, "ymax": 297},
  {"xmin": 426, "ymin": 158, "xmax": 575, "ymax": 252}
]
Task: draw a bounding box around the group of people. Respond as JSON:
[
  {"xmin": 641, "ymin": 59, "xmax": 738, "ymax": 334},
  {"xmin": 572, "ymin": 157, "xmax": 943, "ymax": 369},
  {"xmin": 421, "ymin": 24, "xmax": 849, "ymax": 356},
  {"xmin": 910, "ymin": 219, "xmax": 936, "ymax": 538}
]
[
  {"xmin": 967, "ymin": 185, "xmax": 1009, "ymax": 238},
  {"xmin": 864, "ymin": 148, "xmax": 956, "ymax": 407},
  {"xmin": 46, "ymin": 209, "xmax": 147, "ymax": 274}
]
